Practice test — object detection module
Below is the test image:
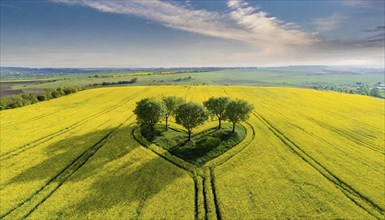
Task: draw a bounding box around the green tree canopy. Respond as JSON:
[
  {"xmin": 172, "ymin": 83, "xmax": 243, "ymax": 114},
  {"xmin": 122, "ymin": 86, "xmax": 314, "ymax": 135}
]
[
  {"xmin": 225, "ymin": 99, "xmax": 254, "ymax": 133},
  {"xmin": 203, "ymin": 96, "xmax": 230, "ymax": 129},
  {"xmin": 133, "ymin": 98, "xmax": 165, "ymax": 131},
  {"xmin": 369, "ymin": 88, "xmax": 381, "ymax": 97},
  {"xmin": 175, "ymin": 102, "xmax": 208, "ymax": 140},
  {"xmin": 162, "ymin": 96, "xmax": 184, "ymax": 130}
]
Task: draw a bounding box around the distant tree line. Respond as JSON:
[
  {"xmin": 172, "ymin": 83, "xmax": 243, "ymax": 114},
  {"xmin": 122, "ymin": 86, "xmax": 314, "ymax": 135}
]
[
  {"xmin": 173, "ymin": 76, "xmax": 192, "ymax": 82},
  {"xmin": 134, "ymin": 96, "xmax": 253, "ymax": 141},
  {"xmin": 0, "ymin": 86, "xmax": 84, "ymax": 110},
  {"xmin": 91, "ymin": 78, "xmax": 138, "ymax": 87}
]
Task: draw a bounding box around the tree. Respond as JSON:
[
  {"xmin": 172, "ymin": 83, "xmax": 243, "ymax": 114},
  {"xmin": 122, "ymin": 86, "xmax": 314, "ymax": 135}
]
[
  {"xmin": 175, "ymin": 102, "xmax": 208, "ymax": 141},
  {"xmin": 130, "ymin": 78, "xmax": 138, "ymax": 83},
  {"xmin": 162, "ymin": 96, "xmax": 184, "ymax": 130},
  {"xmin": 203, "ymin": 97, "xmax": 229, "ymax": 129},
  {"xmin": 44, "ymin": 88, "xmax": 53, "ymax": 100},
  {"xmin": 133, "ymin": 98, "xmax": 165, "ymax": 132},
  {"xmin": 36, "ymin": 95, "xmax": 46, "ymax": 101},
  {"xmin": 369, "ymin": 88, "xmax": 381, "ymax": 97},
  {"xmin": 51, "ymin": 91, "xmax": 61, "ymax": 98},
  {"xmin": 224, "ymin": 99, "xmax": 254, "ymax": 133},
  {"xmin": 359, "ymin": 85, "xmax": 370, "ymax": 96}
]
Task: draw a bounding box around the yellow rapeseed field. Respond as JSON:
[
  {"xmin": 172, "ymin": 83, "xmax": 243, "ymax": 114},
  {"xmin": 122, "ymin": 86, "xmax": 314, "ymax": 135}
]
[{"xmin": 0, "ymin": 86, "xmax": 384, "ymax": 219}]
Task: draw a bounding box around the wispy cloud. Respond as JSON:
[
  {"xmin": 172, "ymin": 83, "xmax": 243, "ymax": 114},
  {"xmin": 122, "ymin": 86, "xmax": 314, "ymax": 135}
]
[
  {"xmin": 364, "ymin": 26, "xmax": 385, "ymax": 32},
  {"xmin": 365, "ymin": 26, "xmax": 385, "ymax": 46},
  {"xmin": 340, "ymin": 0, "xmax": 384, "ymax": 9},
  {"xmin": 313, "ymin": 13, "xmax": 347, "ymax": 32},
  {"xmin": 227, "ymin": 0, "xmax": 315, "ymax": 47},
  {"xmin": 53, "ymin": 0, "xmax": 317, "ymax": 49},
  {"xmin": 0, "ymin": 3, "xmax": 20, "ymax": 10},
  {"xmin": 46, "ymin": 0, "xmax": 383, "ymax": 67}
]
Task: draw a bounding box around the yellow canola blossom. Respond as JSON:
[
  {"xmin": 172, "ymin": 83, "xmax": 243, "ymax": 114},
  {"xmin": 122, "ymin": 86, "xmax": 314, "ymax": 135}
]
[{"xmin": 0, "ymin": 86, "xmax": 383, "ymax": 219}]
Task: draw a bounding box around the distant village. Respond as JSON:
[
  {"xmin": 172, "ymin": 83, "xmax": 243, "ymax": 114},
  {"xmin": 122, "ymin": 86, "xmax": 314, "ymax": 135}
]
[{"xmin": 312, "ymin": 82, "xmax": 385, "ymax": 98}]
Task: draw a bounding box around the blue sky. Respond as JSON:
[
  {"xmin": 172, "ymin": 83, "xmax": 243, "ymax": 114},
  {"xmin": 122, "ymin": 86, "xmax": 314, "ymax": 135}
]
[{"xmin": 0, "ymin": 0, "xmax": 384, "ymax": 67}]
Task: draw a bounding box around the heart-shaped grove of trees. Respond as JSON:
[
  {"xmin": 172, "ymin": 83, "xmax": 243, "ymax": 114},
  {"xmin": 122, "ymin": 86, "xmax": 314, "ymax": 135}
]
[{"xmin": 133, "ymin": 96, "xmax": 253, "ymax": 165}]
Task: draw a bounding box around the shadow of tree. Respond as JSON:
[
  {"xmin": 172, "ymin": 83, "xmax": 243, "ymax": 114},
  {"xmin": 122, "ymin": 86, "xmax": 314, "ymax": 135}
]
[
  {"xmin": 6, "ymin": 124, "xmax": 136, "ymax": 185},
  {"xmin": 60, "ymin": 156, "xmax": 193, "ymax": 219},
  {"xmin": 4, "ymin": 123, "xmax": 194, "ymax": 219}
]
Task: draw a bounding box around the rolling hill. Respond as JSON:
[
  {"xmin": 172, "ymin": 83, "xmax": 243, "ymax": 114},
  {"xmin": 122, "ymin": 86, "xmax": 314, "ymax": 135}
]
[{"xmin": 0, "ymin": 86, "xmax": 384, "ymax": 219}]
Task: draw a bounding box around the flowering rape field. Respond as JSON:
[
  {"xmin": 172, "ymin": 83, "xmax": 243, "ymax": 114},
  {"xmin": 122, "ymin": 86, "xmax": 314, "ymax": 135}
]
[{"xmin": 1, "ymin": 86, "xmax": 384, "ymax": 219}]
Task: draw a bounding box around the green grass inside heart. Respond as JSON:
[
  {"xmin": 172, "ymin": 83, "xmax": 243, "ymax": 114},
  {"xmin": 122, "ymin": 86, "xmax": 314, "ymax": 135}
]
[{"xmin": 140, "ymin": 123, "xmax": 246, "ymax": 166}]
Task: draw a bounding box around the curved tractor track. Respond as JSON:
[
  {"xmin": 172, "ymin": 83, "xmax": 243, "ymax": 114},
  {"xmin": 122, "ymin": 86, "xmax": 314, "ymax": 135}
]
[
  {"xmin": 0, "ymin": 116, "xmax": 135, "ymax": 220},
  {"xmin": 252, "ymin": 111, "xmax": 384, "ymax": 219},
  {"xmin": 225, "ymin": 88, "xmax": 384, "ymax": 219},
  {"xmin": 0, "ymin": 88, "xmax": 148, "ymax": 161},
  {"xmin": 132, "ymin": 121, "xmax": 256, "ymax": 220}
]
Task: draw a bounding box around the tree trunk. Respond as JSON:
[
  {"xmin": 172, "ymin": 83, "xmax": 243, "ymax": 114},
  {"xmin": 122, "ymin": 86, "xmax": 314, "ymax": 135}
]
[
  {"xmin": 165, "ymin": 117, "xmax": 168, "ymax": 131},
  {"xmin": 188, "ymin": 130, "xmax": 191, "ymax": 141},
  {"xmin": 218, "ymin": 118, "xmax": 221, "ymax": 129},
  {"xmin": 150, "ymin": 124, "xmax": 154, "ymax": 132},
  {"xmin": 232, "ymin": 122, "xmax": 236, "ymax": 133}
]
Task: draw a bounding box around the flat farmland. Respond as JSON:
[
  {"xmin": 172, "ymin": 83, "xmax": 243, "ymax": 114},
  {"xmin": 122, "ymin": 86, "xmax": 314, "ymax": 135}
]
[
  {"xmin": 0, "ymin": 86, "xmax": 384, "ymax": 219},
  {"xmin": 0, "ymin": 81, "xmax": 48, "ymax": 98}
]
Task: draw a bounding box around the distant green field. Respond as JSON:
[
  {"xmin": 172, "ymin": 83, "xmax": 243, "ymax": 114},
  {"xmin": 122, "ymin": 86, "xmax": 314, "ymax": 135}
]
[{"xmin": 4, "ymin": 67, "xmax": 383, "ymax": 90}]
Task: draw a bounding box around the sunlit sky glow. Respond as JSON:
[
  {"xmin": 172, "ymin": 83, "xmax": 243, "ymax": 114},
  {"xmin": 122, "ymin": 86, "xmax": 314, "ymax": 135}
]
[{"xmin": 0, "ymin": 0, "xmax": 384, "ymax": 68}]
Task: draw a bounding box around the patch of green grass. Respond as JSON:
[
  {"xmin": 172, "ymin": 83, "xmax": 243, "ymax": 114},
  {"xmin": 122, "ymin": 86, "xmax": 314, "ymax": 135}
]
[
  {"xmin": 142, "ymin": 124, "xmax": 188, "ymax": 150},
  {"xmin": 141, "ymin": 123, "xmax": 246, "ymax": 166}
]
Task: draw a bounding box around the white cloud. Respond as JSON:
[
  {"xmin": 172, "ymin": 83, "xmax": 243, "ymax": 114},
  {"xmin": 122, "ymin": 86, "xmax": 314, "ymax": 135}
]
[
  {"xmin": 53, "ymin": 0, "xmax": 317, "ymax": 50},
  {"xmin": 228, "ymin": 0, "xmax": 316, "ymax": 47},
  {"xmin": 228, "ymin": 0, "xmax": 249, "ymax": 9},
  {"xmin": 314, "ymin": 13, "xmax": 347, "ymax": 32},
  {"xmin": 42, "ymin": 0, "xmax": 383, "ymax": 67}
]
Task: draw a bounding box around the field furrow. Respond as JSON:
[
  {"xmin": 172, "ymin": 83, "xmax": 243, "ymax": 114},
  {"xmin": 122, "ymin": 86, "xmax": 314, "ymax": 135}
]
[
  {"xmin": 253, "ymin": 111, "xmax": 384, "ymax": 219},
  {"xmin": 0, "ymin": 88, "xmax": 154, "ymax": 215},
  {"xmin": 27, "ymin": 122, "xmax": 195, "ymax": 219},
  {"xmin": 257, "ymin": 99, "xmax": 383, "ymax": 154},
  {"xmin": 0, "ymin": 87, "xmax": 149, "ymax": 161},
  {"xmin": 7, "ymin": 91, "xmax": 111, "ymax": 128},
  {"xmin": 0, "ymin": 87, "xmax": 149, "ymax": 154},
  {"xmin": 1, "ymin": 121, "xmax": 122, "ymax": 219},
  {"xmin": 209, "ymin": 168, "xmax": 222, "ymax": 220},
  {"xmin": 251, "ymin": 101, "xmax": 384, "ymax": 173},
  {"xmin": 239, "ymin": 87, "xmax": 385, "ymax": 210}
]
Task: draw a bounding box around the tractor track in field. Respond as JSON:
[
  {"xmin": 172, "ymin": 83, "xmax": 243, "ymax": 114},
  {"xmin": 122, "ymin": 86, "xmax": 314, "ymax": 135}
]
[
  {"xmin": 132, "ymin": 120, "xmax": 256, "ymax": 220},
  {"xmin": 241, "ymin": 89, "xmax": 383, "ymax": 151},
  {"xmin": 257, "ymin": 100, "xmax": 384, "ymax": 155},
  {"xmin": 132, "ymin": 129, "xmax": 210, "ymax": 220},
  {"xmin": 193, "ymin": 176, "xmax": 200, "ymax": 220},
  {"xmin": 132, "ymin": 128, "xmax": 204, "ymax": 219},
  {"xmin": 209, "ymin": 122, "xmax": 255, "ymax": 168},
  {"xmin": 0, "ymin": 88, "xmax": 149, "ymax": 161},
  {"xmin": 304, "ymin": 116, "xmax": 384, "ymax": 154},
  {"xmin": 253, "ymin": 111, "xmax": 384, "ymax": 219},
  {"xmin": 294, "ymin": 112, "xmax": 380, "ymax": 155},
  {"xmin": 0, "ymin": 115, "xmax": 135, "ymax": 220},
  {"xmin": 305, "ymin": 101, "xmax": 382, "ymax": 132},
  {"xmin": 207, "ymin": 168, "xmax": 222, "ymax": 220},
  {"xmin": 8, "ymin": 91, "xmax": 110, "ymax": 128},
  {"xmin": 252, "ymin": 102, "xmax": 384, "ymax": 173},
  {"xmin": 223, "ymin": 89, "xmax": 230, "ymax": 97},
  {"xmin": 202, "ymin": 175, "xmax": 209, "ymax": 220},
  {"xmin": 184, "ymin": 86, "xmax": 191, "ymax": 101},
  {"xmin": 241, "ymin": 90, "xmax": 384, "ymax": 172},
  {"xmin": 203, "ymin": 87, "xmax": 213, "ymax": 100}
]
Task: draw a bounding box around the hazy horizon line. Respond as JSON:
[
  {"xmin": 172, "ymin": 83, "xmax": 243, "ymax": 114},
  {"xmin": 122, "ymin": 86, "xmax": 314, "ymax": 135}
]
[{"xmin": 1, "ymin": 65, "xmax": 384, "ymax": 69}]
